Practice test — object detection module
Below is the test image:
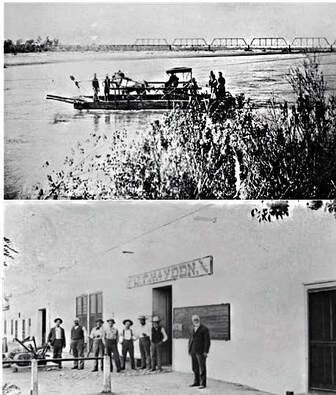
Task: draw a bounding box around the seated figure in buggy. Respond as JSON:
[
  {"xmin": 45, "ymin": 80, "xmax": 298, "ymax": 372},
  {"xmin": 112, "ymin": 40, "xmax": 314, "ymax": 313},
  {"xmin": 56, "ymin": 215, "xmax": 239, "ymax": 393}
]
[{"xmin": 165, "ymin": 73, "xmax": 179, "ymax": 89}]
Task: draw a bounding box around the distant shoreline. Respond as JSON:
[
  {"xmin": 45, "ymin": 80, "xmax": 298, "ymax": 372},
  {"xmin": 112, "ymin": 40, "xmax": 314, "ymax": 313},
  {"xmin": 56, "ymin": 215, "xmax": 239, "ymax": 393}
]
[{"xmin": 5, "ymin": 49, "xmax": 332, "ymax": 68}]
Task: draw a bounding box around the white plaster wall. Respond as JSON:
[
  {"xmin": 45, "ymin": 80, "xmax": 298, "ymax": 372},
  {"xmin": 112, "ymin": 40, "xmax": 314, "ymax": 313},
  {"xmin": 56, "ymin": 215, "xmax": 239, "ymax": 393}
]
[
  {"xmin": 3, "ymin": 203, "xmax": 336, "ymax": 394},
  {"xmin": 168, "ymin": 208, "xmax": 336, "ymax": 394}
]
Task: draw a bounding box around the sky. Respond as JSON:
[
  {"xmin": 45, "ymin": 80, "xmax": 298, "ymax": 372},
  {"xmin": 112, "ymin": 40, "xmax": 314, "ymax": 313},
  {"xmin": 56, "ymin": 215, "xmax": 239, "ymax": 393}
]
[{"xmin": 4, "ymin": 2, "xmax": 336, "ymax": 45}]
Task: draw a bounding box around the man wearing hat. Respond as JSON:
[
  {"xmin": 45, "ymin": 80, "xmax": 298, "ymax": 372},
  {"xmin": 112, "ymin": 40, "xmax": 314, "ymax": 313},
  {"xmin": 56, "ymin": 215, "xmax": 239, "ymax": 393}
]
[
  {"xmin": 120, "ymin": 319, "xmax": 137, "ymax": 370},
  {"xmin": 103, "ymin": 318, "xmax": 121, "ymax": 372},
  {"xmin": 188, "ymin": 315, "xmax": 211, "ymax": 389},
  {"xmin": 90, "ymin": 318, "xmax": 105, "ymax": 372},
  {"xmin": 47, "ymin": 318, "xmax": 66, "ymax": 368},
  {"xmin": 137, "ymin": 315, "xmax": 151, "ymax": 369},
  {"xmin": 150, "ymin": 316, "xmax": 168, "ymax": 372},
  {"xmin": 70, "ymin": 318, "xmax": 86, "ymax": 370}
]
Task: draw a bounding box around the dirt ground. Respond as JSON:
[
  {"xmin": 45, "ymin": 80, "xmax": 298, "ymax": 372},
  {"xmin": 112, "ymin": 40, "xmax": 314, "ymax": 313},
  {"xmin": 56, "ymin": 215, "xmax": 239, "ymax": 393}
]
[{"xmin": 2, "ymin": 365, "xmax": 274, "ymax": 395}]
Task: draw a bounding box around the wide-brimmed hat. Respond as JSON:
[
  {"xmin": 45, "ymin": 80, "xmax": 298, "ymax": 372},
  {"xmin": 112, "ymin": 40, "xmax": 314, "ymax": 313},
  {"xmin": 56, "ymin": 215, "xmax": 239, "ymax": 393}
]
[
  {"xmin": 152, "ymin": 316, "xmax": 160, "ymax": 323},
  {"xmin": 138, "ymin": 315, "xmax": 146, "ymax": 321},
  {"xmin": 54, "ymin": 318, "xmax": 63, "ymax": 324},
  {"xmin": 95, "ymin": 318, "xmax": 104, "ymax": 324},
  {"xmin": 106, "ymin": 318, "xmax": 115, "ymax": 324},
  {"xmin": 123, "ymin": 319, "xmax": 133, "ymax": 326}
]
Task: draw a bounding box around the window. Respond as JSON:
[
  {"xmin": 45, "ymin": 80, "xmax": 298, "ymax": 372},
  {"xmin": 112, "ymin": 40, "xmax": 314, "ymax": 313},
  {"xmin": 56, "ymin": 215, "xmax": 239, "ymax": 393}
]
[
  {"xmin": 82, "ymin": 296, "xmax": 88, "ymax": 314},
  {"xmin": 14, "ymin": 320, "xmax": 18, "ymax": 338},
  {"xmin": 97, "ymin": 293, "xmax": 102, "ymax": 314},
  {"xmin": 76, "ymin": 295, "xmax": 89, "ymax": 331},
  {"xmin": 76, "ymin": 297, "xmax": 82, "ymax": 315},
  {"xmin": 22, "ymin": 319, "xmax": 26, "ymax": 339},
  {"xmin": 3, "ymin": 320, "xmax": 7, "ymax": 335},
  {"xmin": 89, "ymin": 292, "xmax": 103, "ymax": 331},
  {"xmin": 76, "ymin": 295, "xmax": 88, "ymax": 317},
  {"xmin": 90, "ymin": 294, "xmax": 96, "ymax": 313},
  {"xmin": 89, "ymin": 292, "xmax": 103, "ymax": 314},
  {"xmin": 76, "ymin": 292, "xmax": 102, "ymax": 332},
  {"xmin": 28, "ymin": 318, "xmax": 31, "ymax": 336},
  {"xmin": 11, "ymin": 319, "xmax": 13, "ymax": 335}
]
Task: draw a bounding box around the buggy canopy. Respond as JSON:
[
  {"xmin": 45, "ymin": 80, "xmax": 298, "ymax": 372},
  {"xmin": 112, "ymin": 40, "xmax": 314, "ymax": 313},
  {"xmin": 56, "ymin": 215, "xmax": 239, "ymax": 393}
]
[{"xmin": 166, "ymin": 67, "xmax": 192, "ymax": 75}]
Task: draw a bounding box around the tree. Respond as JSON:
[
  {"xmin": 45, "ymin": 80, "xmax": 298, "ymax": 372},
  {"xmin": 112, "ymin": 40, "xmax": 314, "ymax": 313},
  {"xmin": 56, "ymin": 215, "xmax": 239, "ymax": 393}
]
[
  {"xmin": 4, "ymin": 36, "xmax": 60, "ymax": 53},
  {"xmin": 4, "ymin": 39, "xmax": 14, "ymax": 53},
  {"xmin": 250, "ymin": 199, "xmax": 336, "ymax": 222},
  {"xmin": 24, "ymin": 39, "xmax": 35, "ymax": 52}
]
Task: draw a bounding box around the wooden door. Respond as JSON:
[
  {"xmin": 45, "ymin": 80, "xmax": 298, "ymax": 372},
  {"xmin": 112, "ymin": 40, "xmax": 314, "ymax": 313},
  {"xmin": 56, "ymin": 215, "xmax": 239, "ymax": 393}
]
[
  {"xmin": 152, "ymin": 286, "xmax": 172, "ymax": 365},
  {"xmin": 309, "ymin": 288, "xmax": 336, "ymax": 391}
]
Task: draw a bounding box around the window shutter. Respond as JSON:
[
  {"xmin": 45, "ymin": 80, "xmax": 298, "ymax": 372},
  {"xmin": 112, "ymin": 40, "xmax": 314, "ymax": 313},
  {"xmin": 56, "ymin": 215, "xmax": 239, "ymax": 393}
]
[{"xmin": 97, "ymin": 293, "xmax": 102, "ymax": 314}]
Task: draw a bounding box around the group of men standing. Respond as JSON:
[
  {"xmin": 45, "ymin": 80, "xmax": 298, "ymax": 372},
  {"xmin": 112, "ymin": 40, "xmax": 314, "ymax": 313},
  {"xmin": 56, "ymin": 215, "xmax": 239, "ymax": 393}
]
[
  {"xmin": 92, "ymin": 73, "xmax": 111, "ymax": 102},
  {"xmin": 47, "ymin": 314, "xmax": 168, "ymax": 373},
  {"xmin": 91, "ymin": 314, "xmax": 169, "ymax": 372},
  {"xmin": 48, "ymin": 314, "xmax": 211, "ymax": 389}
]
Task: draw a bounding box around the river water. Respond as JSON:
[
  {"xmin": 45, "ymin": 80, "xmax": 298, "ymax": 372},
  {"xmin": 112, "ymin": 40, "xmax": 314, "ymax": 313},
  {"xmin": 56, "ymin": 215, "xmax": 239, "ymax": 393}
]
[{"xmin": 4, "ymin": 51, "xmax": 336, "ymax": 198}]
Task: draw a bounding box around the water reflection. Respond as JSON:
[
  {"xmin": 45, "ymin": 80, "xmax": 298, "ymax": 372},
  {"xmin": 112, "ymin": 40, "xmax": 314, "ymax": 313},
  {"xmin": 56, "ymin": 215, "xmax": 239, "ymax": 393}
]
[
  {"xmin": 105, "ymin": 114, "xmax": 111, "ymax": 125},
  {"xmin": 93, "ymin": 113, "xmax": 100, "ymax": 132}
]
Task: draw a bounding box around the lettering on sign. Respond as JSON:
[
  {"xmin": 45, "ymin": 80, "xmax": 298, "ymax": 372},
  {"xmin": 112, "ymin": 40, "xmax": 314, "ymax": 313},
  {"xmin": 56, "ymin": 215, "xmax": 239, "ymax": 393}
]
[{"xmin": 127, "ymin": 255, "xmax": 213, "ymax": 289}]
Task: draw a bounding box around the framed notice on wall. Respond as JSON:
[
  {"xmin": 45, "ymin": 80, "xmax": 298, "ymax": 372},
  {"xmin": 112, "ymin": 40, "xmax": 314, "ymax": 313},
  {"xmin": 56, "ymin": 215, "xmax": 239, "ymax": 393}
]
[{"xmin": 173, "ymin": 303, "xmax": 230, "ymax": 340}]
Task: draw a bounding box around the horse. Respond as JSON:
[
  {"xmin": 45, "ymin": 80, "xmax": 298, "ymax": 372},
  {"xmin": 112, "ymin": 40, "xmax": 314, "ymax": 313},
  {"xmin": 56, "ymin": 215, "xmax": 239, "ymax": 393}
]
[{"xmin": 110, "ymin": 70, "xmax": 148, "ymax": 95}]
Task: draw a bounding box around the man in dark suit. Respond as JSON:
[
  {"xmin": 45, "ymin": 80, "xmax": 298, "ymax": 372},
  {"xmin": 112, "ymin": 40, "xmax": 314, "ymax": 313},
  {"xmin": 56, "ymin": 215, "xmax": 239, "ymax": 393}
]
[
  {"xmin": 188, "ymin": 315, "xmax": 210, "ymax": 389},
  {"xmin": 47, "ymin": 318, "xmax": 66, "ymax": 368}
]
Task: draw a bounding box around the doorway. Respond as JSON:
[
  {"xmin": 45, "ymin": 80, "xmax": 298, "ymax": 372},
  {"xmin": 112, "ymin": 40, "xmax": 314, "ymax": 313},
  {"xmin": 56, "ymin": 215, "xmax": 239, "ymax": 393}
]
[
  {"xmin": 308, "ymin": 288, "xmax": 336, "ymax": 391},
  {"xmin": 38, "ymin": 308, "xmax": 46, "ymax": 345},
  {"xmin": 152, "ymin": 285, "xmax": 172, "ymax": 365}
]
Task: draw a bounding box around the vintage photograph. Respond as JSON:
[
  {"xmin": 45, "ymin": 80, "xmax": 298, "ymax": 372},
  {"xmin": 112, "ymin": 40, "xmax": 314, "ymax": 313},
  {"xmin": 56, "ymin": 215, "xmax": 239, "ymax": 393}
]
[
  {"xmin": 3, "ymin": 2, "xmax": 336, "ymax": 200},
  {"xmin": 2, "ymin": 201, "xmax": 336, "ymax": 394},
  {"xmin": 2, "ymin": 2, "xmax": 336, "ymax": 395}
]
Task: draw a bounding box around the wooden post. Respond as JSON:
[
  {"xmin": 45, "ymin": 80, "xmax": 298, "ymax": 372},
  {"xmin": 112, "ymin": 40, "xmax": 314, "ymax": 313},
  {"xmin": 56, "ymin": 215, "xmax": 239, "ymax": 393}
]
[
  {"xmin": 102, "ymin": 355, "xmax": 112, "ymax": 393},
  {"xmin": 30, "ymin": 359, "xmax": 38, "ymax": 395}
]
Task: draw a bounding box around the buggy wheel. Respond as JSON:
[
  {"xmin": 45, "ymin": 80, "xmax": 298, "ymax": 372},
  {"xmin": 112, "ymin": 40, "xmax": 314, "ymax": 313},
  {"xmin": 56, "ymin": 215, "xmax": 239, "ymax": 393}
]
[{"xmin": 13, "ymin": 352, "xmax": 32, "ymax": 367}]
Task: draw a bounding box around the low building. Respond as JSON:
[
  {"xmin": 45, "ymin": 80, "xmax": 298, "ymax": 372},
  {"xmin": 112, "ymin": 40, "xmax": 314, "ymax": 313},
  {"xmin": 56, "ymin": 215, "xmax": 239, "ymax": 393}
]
[{"xmin": 3, "ymin": 202, "xmax": 336, "ymax": 394}]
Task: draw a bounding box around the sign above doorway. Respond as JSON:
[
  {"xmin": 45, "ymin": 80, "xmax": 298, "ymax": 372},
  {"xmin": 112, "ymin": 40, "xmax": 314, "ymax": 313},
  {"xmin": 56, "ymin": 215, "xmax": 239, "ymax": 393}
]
[{"xmin": 127, "ymin": 255, "xmax": 213, "ymax": 289}]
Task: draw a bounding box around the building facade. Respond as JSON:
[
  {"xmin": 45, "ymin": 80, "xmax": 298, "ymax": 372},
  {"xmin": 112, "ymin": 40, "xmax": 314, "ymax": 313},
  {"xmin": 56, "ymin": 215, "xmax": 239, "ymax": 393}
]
[{"xmin": 3, "ymin": 202, "xmax": 336, "ymax": 394}]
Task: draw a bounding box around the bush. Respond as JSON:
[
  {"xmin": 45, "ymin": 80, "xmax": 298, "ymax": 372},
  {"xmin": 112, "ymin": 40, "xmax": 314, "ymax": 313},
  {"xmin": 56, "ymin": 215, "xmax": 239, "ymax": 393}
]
[{"xmin": 35, "ymin": 56, "xmax": 336, "ymax": 200}]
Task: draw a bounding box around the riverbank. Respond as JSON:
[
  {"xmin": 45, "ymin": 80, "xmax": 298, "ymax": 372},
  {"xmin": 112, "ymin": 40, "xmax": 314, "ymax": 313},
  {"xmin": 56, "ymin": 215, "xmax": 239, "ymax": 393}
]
[{"xmin": 5, "ymin": 49, "xmax": 333, "ymax": 68}]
